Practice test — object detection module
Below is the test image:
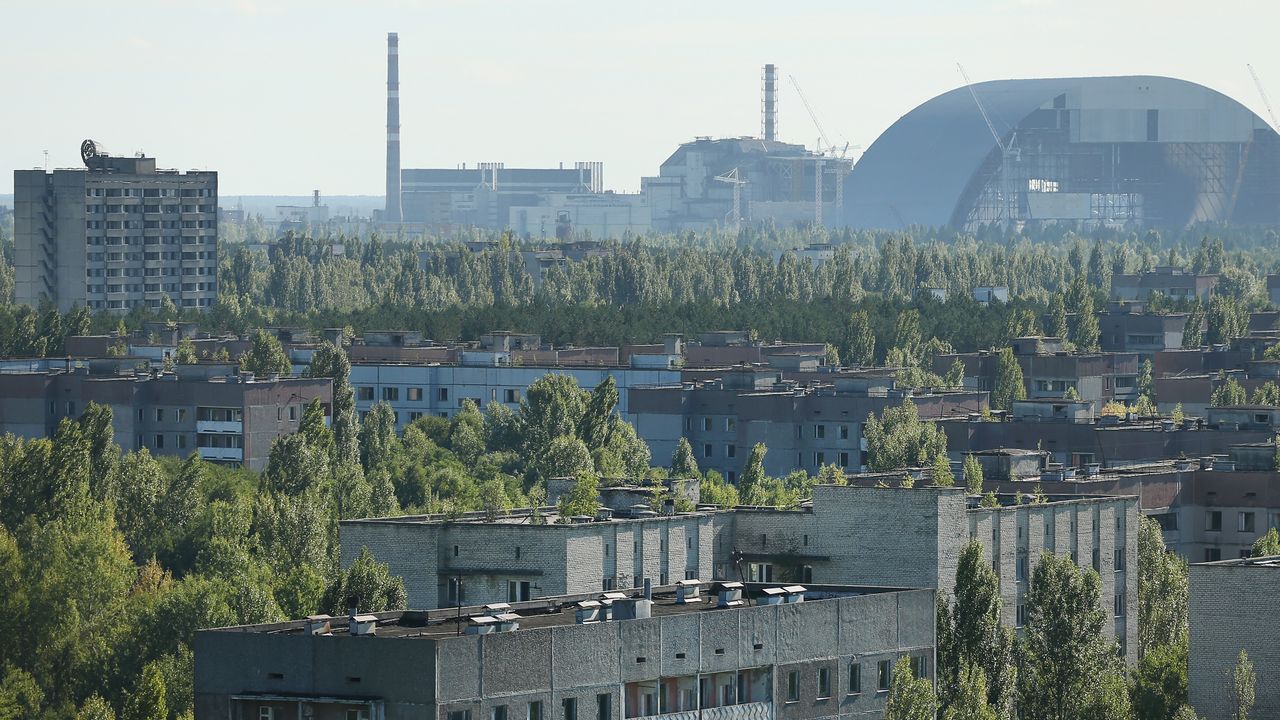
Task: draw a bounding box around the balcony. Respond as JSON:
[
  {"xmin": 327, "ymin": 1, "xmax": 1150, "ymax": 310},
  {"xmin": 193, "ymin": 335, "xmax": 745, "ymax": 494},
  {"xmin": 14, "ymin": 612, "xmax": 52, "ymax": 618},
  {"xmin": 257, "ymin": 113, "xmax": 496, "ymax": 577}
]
[
  {"xmin": 198, "ymin": 446, "xmax": 243, "ymax": 462},
  {"xmin": 197, "ymin": 420, "xmax": 243, "ymax": 434}
]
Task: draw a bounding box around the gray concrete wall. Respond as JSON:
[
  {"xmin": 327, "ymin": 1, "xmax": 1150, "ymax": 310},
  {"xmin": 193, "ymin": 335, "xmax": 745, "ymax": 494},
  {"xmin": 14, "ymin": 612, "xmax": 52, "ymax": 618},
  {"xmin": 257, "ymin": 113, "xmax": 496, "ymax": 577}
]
[
  {"xmin": 433, "ymin": 588, "xmax": 936, "ymax": 720},
  {"xmin": 1188, "ymin": 562, "xmax": 1280, "ymax": 720},
  {"xmin": 194, "ymin": 629, "xmax": 438, "ymax": 719}
]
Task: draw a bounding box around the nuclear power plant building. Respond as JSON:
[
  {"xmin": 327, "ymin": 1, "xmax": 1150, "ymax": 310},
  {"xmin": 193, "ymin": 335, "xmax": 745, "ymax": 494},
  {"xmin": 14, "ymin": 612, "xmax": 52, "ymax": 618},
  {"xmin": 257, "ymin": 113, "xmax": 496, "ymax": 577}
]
[{"xmin": 843, "ymin": 75, "xmax": 1280, "ymax": 231}]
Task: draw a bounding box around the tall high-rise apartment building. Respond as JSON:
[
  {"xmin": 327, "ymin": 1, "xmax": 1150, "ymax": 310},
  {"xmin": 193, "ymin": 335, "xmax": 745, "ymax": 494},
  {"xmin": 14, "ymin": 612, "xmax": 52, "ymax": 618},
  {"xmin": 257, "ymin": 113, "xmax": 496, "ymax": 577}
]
[{"xmin": 14, "ymin": 140, "xmax": 218, "ymax": 313}]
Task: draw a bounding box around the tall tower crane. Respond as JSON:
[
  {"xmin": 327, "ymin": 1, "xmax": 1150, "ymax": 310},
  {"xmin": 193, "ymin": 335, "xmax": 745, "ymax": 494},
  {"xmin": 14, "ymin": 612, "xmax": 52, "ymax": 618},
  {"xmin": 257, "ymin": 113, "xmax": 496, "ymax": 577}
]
[
  {"xmin": 957, "ymin": 63, "xmax": 1020, "ymax": 223},
  {"xmin": 714, "ymin": 167, "xmax": 746, "ymax": 231},
  {"xmin": 788, "ymin": 75, "xmax": 859, "ymax": 226},
  {"xmin": 1248, "ymin": 64, "xmax": 1280, "ymax": 133}
]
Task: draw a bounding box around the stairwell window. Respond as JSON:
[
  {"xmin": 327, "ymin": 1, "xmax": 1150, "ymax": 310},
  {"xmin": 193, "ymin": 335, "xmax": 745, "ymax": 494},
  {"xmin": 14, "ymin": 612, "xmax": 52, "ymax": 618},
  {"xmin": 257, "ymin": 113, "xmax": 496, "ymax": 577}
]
[
  {"xmin": 786, "ymin": 671, "xmax": 799, "ymax": 702},
  {"xmin": 847, "ymin": 662, "xmax": 861, "ymax": 695},
  {"xmin": 528, "ymin": 702, "xmax": 543, "ymax": 720}
]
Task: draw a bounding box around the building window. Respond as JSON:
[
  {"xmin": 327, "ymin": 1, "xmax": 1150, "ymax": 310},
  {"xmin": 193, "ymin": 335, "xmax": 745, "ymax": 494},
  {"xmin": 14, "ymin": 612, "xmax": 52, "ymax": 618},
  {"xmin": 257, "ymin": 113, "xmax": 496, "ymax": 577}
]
[
  {"xmin": 701, "ymin": 417, "xmax": 712, "ymax": 432},
  {"xmin": 877, "ymin": 660, "xmax": 891, "ymax": 691},
  {"xmin": 726, "ymin": 444, "xmax": 736, "ymax": 458},
  {"xmin": 408, "ymin": 387, "xmax": 423, "ymax": 401},
  {"xmin": 1114, "ymin": 547, "xmax": 1126, "ymax": 571},
  {"xmin": 508, "ymin": 581, "xmax": 531, "ymax": 602},
  {"xmin": 346, "ymin": 710, "xmax": 369, "ymax": 720},
  {"xmin": 439, "ymin": 388, "xmax": 450, "ymax": 402},
  {"xmin": 259, "ymin": 708, "xmax": 275, "ymax": 720},
  {"xmin": 562, "ymin": 698, "xmax": 577, "ymax": 720},
  {"xmin": 909, "ymin": 656, "xmax": 925, "ymax": 679},
  {"xmin": 528, "ymin": 702, "xmax": 543, "ymax": 720},
  {"xmin": 177, "ymin": 434, "xmax": 187, "ymax": 449},
  {"xmin": 1115, "ymin": 592, "xmax": 1126, "ymax": 617},
  {"xmin": 725, "ymin": 417, "xmax": 736, "ymax": 432},
  {"xmin": 357, "ymin": 387, "xmax": 374, "ymax": 401},
  {"xmin": 492, "ymin": 707, "xmax": 507, "ymax": 720},
  {"xmin": 815, "ymin": 424, "xmax": 826, "ymax": 439},
  {"xmin": 703, "ymin": 444, "xmax": 713, "ymax": 458},
  {"xmin": 504, "ymin": 389, "xmax": 520, "ymax": 403},
  {"xmin": 1016, "ymin": 557, "xmax": 1027, "ymax": 581},
  {"xmin": 1239, "ymin": 512, "xmax": 1256, "ymax": 533},
  {"xmin": 289, "ymin": 405, "xmax": 297, "ymax": 421},
  {"xmin": 1204, "ymin": 548, "xmax": 1221, "ymax": 562},
  {"xmin": 1092, "ymin": 548, "xmax": 1100, "ymax": 572},
  {"xmin": 817, "ymin": 667, "xmax": 831, "ymax": 698},
  {"xmin": 382, "ymin": 387, "xmax": 400, "ymax": 402},
  {"xmin": 1016, "ymin": 604, "xmax": 1026, "ymax": 627},
  {"xmin": 449, "ymin": 711, "xmax": 472, "ymax": 720},
  {"xmin": 786, "ymin": 671, "xmax": 799, "ymax": 702},
  {"xmin": 848, "ymin": 662, "xmax": 861, "ymax": 695},
  {"xmin": 177, "ymin": 408, "xmax": 186, "ymax": 422},
  {"xmin": 1207, "ymin": 511, "xmax": 1222, "ymax": 531},
  {"xmin": 596, "ymin": 694, "xmax": 611, "ymax": 720},
  {"xmin": 154, "ymin": 434, "xmax": 164, "ymax": 449},
  {"xmin": 155, "ymin": 408, "xmax": 164, "ymax": 422}
]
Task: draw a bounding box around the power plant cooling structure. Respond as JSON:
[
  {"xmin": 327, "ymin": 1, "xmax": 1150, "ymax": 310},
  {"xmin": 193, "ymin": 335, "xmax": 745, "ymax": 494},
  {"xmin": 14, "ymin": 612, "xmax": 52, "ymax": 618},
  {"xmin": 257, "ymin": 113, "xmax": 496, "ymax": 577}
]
[
  {"xmin": 385, "ymin": 32, "xmax": 402, "ymax": 223},
  {"xmin": 762, "ymin": 63, "xmax": 778, "ymax": 142}
]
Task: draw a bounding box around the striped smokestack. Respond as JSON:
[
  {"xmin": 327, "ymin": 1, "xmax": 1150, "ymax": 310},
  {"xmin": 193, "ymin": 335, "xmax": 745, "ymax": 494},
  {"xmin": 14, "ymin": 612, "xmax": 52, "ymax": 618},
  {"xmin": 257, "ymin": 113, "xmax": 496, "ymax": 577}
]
[
  {"xmin": 762, "ymin": 63, "xmax": 778, "ymax": 142},
  {"xmin": 385, "ymin": 32, "xmax": 402, "ymax": 223}
]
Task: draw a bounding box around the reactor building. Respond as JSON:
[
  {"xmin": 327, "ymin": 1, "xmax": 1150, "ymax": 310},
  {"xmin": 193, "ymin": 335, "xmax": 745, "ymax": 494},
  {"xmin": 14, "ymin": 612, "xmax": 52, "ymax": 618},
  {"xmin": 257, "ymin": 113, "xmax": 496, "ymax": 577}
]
[{"xmin": 843, "ymin": 75, "xmax": 1280, "ymax": 231}]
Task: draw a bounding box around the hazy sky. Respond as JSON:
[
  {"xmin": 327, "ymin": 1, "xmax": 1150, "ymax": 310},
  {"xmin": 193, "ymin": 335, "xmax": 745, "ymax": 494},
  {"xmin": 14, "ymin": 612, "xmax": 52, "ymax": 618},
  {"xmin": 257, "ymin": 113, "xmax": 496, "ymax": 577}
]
[{"xmin": 3, "ymin": 0, "xmax": 1278, "ymax": 198}]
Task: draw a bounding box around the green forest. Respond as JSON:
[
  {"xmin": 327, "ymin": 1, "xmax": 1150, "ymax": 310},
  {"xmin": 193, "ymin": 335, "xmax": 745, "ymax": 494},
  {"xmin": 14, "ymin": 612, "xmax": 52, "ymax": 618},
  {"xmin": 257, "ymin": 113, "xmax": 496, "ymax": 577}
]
[{"xmin": 0, "ymin": 217, "xmax": 1277, "ymax": 719}]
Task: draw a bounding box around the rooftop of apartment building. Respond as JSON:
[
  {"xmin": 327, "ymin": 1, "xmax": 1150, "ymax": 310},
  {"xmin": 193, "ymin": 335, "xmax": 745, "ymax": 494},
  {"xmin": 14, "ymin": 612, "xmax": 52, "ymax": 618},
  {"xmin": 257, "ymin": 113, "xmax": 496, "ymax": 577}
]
[
  {"xmin": 202, "ymin": 581, "xmax": 911, "ymax": 640},
  {"xmin": 1195, "ymin": 554, "xmax": 1280, "ymax": 568}
]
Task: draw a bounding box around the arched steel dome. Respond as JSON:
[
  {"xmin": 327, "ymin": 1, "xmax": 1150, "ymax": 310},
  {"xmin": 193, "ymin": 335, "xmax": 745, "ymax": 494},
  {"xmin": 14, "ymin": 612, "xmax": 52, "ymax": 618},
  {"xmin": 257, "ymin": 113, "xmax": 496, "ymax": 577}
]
[{"xmin": 843, "ymin": 75, "xmax": 1280, "ymax": 230}]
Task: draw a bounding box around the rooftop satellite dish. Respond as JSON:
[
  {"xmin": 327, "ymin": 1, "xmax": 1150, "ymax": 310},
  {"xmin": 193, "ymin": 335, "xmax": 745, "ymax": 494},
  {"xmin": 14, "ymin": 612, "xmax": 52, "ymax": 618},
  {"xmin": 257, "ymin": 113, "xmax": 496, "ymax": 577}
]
[{"xmin": 80, "ymin": 139, "xmax": 106, "ymax": 166}]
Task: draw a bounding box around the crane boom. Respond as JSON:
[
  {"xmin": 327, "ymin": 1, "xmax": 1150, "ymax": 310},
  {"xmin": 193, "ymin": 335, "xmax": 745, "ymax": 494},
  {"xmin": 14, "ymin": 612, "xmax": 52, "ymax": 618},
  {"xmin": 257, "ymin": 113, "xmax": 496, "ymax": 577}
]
[
  {"xmin": 788, "ymin": 75, "xmax": 831, "ymax": 152},
  {"xmin": 957, "ymin": 63, "xmax": 1005, "ymax": 152},
  {"xmin": 1248, "ymin": 63, "xmax": 1280, "ymax": 133}
]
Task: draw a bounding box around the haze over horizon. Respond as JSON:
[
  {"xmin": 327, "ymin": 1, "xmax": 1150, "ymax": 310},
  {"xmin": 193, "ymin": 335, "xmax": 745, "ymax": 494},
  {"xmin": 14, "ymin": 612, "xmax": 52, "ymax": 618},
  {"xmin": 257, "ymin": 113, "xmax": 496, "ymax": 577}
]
[{"xmin": 3, "ymin": 0, "xmax": 1278, "ymax": 198}]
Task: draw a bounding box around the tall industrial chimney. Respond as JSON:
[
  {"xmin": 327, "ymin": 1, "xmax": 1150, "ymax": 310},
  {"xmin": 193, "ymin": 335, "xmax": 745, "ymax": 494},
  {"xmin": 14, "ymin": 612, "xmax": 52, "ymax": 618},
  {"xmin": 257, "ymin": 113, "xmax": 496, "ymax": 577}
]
[
  {"xmin": 385, "ymin": 32, "xmax": 402, "ymax": 223},
  {"xmin": 762, "ymin": 64, "xmax": 778, "ymax": 142}
]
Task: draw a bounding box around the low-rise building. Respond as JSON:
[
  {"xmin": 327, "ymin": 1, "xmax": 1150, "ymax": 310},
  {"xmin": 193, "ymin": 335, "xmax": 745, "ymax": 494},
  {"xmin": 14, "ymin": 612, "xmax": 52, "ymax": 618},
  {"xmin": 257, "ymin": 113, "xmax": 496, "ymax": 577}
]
[
  {"xmin": 936, "ymin": 337, "xmax": 1139, "ymax": 413},
  {"xmin": 195, "ymin": 581, "xmax": 937, "ymax": 720},
  {"xmin": 941, "ymin": 407, "xmax": 1269, "ymax": 470},
  {"xmin": 1188, "ymin": 556, "xmax": 1280, "ymax": 720},
  {"xmin": 0, "ymin": 359, "xmax": 330, "ymax": 470},
  {"xmin": 1098, "ymin": 304, "xmax": 1189, "ymax": 358},
  {"xmin": 1111, "ymin": 267, "xmax": 1216, "ymax": 302},
  {"xmin": 340, "ymin": 484, "xmax": 1137, "ymax": 662},
  {"xmin": 627, "ymin": 369, "xmax": 985, "ymax": 479}
]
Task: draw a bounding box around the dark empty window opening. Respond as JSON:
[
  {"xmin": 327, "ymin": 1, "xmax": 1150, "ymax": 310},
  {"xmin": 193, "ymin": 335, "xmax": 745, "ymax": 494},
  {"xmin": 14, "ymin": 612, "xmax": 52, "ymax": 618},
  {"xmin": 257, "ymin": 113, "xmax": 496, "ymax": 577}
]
[
  {"xmin": 675, "ymin": 653, "xmax": 686, "ymax": 659},
  {"xmin": 267, "ymin": 672, "xmax": 284, "ymax": 680},
  {"xmin": 1147, "ymin": 109, "xmax": 1159, "ymax": 141},
  {"xmin": 714, "ymin": 648, "xmax": 725, "ymax": 655}
]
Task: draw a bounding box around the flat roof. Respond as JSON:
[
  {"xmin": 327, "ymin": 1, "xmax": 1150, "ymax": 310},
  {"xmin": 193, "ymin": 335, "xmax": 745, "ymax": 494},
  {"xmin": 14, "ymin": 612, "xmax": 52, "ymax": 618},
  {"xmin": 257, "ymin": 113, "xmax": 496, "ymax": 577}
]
[
  {"xmin": 1195, "ymin": 555, "xmax": 1280, "ymax": 568},
  {"xmin": 205, "ymin": 583, "xmax": 917, "ymax": 640}
]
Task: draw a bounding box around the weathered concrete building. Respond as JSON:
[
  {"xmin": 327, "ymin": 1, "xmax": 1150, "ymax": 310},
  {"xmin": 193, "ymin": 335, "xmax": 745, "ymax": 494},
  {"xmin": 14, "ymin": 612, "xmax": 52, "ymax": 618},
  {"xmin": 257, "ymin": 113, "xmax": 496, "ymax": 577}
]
[
  {"xmin": 14, "ymin": 141, "xmax": 218, "ymax": 313},
  {"xmin": 935, "ymin": 337, "xmax": 1139, "ymax": 413},
  {"xmin": 340, "ymin": 485, "xmax": 1137, "ymax": 661},
  {"xmin": 1111, "ymin": 268, "xmax": 1217, "ymax": 302},
  {"xmin": 1188, "ymin": 556, "xmax": 1280, "ymax": 720},
  {"xmin": 195, "ymin": 582, "xmax": 936, "ymax": 720},
  {"xmin": 627, "ymin": 369, "xmax": 986, "ymax": 479},
  {"xmin": 0, "ymin": 359, "xmax": 330, "ymax": 470}
]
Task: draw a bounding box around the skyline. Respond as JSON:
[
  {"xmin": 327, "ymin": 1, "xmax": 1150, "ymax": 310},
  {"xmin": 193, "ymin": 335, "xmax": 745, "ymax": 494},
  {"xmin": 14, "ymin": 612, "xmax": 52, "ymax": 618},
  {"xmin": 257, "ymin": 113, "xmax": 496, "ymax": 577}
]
[{"xmin": 3, "ymin": 0, "xmax": 1280, "ymax": 198}]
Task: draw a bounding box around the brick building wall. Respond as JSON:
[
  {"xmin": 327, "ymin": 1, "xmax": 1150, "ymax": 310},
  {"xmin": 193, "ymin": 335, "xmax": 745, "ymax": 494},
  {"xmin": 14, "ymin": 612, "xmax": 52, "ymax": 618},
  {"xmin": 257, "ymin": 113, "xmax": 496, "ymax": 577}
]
[{"xmin": 1188, "ymin": 559, "xmax": 1280, "ymax": 720}]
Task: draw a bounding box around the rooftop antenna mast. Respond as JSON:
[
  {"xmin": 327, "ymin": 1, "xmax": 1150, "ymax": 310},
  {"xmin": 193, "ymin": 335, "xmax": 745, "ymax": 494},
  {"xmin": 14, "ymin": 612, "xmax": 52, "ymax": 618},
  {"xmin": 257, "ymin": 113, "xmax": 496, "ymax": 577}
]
[
  {"xmin": 1248, "ymin": 63, "xmax": 1280, "ymax": 133},
  {"xmin": 957, "ymin": 63, "xmax": 1019, "ymax": 223}
]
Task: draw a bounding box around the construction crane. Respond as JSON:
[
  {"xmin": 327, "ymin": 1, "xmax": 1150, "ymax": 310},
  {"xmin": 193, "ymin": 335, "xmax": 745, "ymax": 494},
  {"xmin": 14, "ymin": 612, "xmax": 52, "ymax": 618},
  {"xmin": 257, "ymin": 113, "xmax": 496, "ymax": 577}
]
[
  {"xmin": 1248, "ymin": 64, "xmax": 1280, "ymax": 133},
  {"xmin": 957, "ymin": 63, "xmax": 1020, "ymax": 223},
  {"xmin": 714, "ymin": 167, "xmax": 746, "ymax": 231},
  {"xmin": 789, "ymin": 75, "xmax": 833, "ymax": 154}
]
